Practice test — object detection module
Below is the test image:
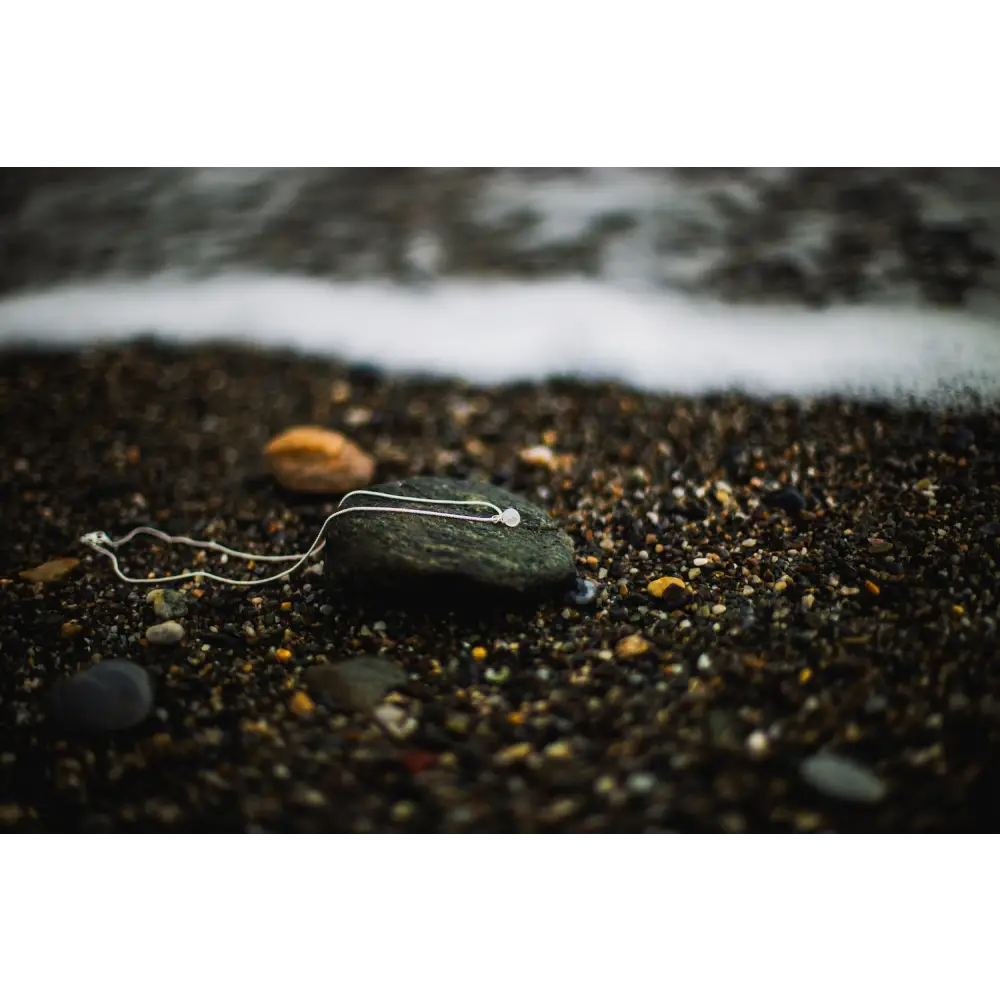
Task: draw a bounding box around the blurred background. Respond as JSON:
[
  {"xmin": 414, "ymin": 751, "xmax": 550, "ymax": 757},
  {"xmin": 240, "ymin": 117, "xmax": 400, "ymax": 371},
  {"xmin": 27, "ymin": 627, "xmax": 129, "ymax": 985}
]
[{"xmin": 2, "ymin": 167, "xmax": 1000, "ymax": 401}]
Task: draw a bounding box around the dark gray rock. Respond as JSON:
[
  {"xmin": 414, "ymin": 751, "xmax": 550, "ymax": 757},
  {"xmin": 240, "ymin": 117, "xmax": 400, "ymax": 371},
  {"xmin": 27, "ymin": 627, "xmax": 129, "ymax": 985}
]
[
  {"xmin": 50, "ymin": 658, "xmax": 156, "ymax": 732},
  {"xmin": 323, "ymin": 477, "xmax": 577, "ymax": 602},
  {"xmin": 762, "ymin": 486, "xmax": 807, "ymax": 514},
  {"xmin": 304, "ymin": 656, "xmax": 407, "ymax": 712}
]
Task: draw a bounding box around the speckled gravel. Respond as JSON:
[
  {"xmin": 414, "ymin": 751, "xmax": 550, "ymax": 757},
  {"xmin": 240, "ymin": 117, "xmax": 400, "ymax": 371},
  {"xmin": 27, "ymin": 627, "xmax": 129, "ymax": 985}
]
[{"xmin": 2, "ymin": 345, "xmax": 1000, "ymax": 832}]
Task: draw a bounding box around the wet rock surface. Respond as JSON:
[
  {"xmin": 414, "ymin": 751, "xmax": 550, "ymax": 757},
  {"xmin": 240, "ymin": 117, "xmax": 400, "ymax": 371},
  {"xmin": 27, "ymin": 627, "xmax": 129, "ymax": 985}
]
[{"xmin": 323, "ymin": 476, "xmax": 577, "ymax": 603}]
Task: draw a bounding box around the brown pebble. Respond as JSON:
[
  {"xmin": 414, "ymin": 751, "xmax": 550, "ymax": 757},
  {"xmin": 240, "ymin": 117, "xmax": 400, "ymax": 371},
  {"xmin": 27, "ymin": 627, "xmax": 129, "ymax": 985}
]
[
  {"xmin": 518, "ymin": 444, "xmax": 556, "ymax": 468},
  {"xmin": 303, "ymin": 656, "xmax": 407, "ymax": 711},
  {"xmin": 263, "ymin": 425, "xmax": 375, "ymax": 493},
  {"xmin": 615, "ymin": 634, "xmax": 650, "ymax": 658},
  {"xmin": 20, "ymin": 557, "xmax": 79, "ymax": 583}
]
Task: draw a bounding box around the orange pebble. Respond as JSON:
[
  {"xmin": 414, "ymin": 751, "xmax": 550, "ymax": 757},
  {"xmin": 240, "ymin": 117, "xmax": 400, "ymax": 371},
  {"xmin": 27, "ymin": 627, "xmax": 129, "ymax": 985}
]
[{"xmin": 289, "ymin": 691, "xmax": 315, "ymax": 716}]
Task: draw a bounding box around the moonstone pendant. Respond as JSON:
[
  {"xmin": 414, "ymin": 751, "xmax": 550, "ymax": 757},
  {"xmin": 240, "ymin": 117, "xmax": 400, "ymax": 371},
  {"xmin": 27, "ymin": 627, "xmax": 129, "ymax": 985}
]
[{"xmin": 500, "ymin": 507, "xmax": 521, "ymax": 527}]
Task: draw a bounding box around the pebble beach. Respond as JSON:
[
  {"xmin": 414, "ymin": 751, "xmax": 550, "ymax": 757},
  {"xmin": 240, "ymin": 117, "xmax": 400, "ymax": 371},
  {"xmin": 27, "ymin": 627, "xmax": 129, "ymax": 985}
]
[{"xmin": 2, "ymin": 168, "xmax": 999, "ymax": 832}]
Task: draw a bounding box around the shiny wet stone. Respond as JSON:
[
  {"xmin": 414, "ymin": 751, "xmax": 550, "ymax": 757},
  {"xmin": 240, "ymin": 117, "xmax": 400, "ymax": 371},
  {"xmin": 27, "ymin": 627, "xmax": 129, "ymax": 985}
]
[{"xmin": 323, "ymin": 476, "xmax": 577, "ymax": 603}]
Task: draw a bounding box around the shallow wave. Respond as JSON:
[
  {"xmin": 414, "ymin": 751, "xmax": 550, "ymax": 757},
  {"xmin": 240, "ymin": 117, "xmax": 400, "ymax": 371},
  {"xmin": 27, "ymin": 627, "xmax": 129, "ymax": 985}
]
[{"xmin": 2, "ymin": 272, "xmax": 999, "ymax": 406}]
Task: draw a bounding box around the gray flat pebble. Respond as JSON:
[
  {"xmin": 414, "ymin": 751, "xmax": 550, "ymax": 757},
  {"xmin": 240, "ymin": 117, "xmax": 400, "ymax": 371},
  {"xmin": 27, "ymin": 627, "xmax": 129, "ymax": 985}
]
[
  {"xmin": 304, "ymin": 656, "xmax": 407, "ymax": 712},
  {"xmin": 323, "ymin": 476, "xmax": 576, "ymax": 602},
  {"xmin": 50, "ymin": 659, "xmax": 156, "ymax": 732},
  {"xmin": 799, "ymin": 752, "xmax": 887, "ymax": 804}
]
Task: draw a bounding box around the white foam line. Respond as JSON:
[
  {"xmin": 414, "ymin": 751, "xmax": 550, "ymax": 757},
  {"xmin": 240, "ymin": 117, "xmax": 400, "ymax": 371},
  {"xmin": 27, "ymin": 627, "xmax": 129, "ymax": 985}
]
[{"xmin": 2, "ymin": 273, "xmax": 999, "ymax": 404}]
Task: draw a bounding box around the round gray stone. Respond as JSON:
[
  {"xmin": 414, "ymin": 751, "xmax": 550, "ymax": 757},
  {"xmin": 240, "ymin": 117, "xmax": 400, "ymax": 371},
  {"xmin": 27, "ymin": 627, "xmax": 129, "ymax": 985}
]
[
  {"xmin": 50, "ymin": 658, "xmax": 156, "ymax": 732},
  {"xmin": 323, "ymin": 477, "xmax": 576, "ymax": 601}
]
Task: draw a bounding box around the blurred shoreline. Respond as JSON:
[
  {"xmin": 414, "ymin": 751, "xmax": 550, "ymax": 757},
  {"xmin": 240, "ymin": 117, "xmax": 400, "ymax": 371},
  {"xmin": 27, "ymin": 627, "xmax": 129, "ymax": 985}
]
[{"xmin": 3, "ymin": 168, "xmax": 1000, "ymax": 405}]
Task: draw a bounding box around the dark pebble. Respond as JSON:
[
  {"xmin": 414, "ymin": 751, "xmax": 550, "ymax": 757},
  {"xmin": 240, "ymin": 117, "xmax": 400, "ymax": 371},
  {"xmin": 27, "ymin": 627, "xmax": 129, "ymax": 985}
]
[
  {"xmin": 323, "ymin": 476, "xmax": 577, "ymax": 603},
  {"xmin": 943, "ymin": 427, "xmax": 975, "ymax": 453},
  {"xmin": 49, "ymin": 658, "xmax": 156, "ymax": 732},
  {"xmin": 199, "ymin": 630, "xmax": 243, "ymax": 649},
  {"xmin": 761, "ymin": 486, "xmax": 807, "ymax": 514},
  {"xmin": 565, "ymin": 577, "xmax": 599, "ymax": 606}
]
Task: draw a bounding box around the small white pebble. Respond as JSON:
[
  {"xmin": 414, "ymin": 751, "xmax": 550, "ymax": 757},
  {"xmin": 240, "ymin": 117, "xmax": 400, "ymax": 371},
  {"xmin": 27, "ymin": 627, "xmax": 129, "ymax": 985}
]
[
  {"xmin": 741, "ymin": 538, "xmax": 758, "ymax": 548},
  {"xmin": 711, "ymin": 604, "xmax": 727, "ymax": 614},
  {"xmin": 626, "ymin": 772, "xmax": 657, "ymax": 794},
  {"xmin": 374, "ymin": 704, "xmax": 406, "ymax": 728},
  {"xmin": 746, "ymin": 730, "xmax": 769, "ymax": 756}
]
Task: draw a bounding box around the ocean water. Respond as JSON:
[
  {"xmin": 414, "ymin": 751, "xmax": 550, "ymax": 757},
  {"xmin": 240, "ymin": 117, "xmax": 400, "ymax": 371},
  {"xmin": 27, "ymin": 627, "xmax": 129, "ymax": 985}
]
[{"xmin": 2, "ymin": 168, "xmax": 999, "ymax": 405}]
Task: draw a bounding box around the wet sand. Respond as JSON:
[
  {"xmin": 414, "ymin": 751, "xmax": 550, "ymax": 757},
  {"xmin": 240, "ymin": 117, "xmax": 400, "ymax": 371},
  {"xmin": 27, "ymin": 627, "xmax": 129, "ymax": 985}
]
[{"xmin": 1, "ymin": 343, "xmax": 998, "ymax": 832}]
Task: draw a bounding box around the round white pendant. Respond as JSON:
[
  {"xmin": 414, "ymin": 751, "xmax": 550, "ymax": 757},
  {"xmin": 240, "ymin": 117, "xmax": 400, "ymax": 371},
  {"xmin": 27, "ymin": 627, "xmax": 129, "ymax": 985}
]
[{"xmin": 500, "ymin": 507, "xmax": 521, "ymax": 527}]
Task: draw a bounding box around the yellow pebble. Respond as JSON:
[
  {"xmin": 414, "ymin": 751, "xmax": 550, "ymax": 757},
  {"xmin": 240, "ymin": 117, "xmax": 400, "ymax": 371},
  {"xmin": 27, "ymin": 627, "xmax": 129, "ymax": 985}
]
[
  {"xmin": 280, "ymin": 601, "xmax": 292, "ymax": 611},
  {"xmin": 865, "ymin": 580, "xmax": 880, "ymax": 595},
  {"xmin": 495, "ymin": 742, "xmax": 533, "ymax": 764},
  {"xmin": 275, "ymin": 648, "xmax": 293, "ymax": 662},
  {"xmin": 391, "ymin": 801, "xmax": 416, "ymax": 822},
  {"xmin": 799, "ymin": 668, "xmax": 813, "ymax": 684},
  {"xmin": 289, "ymin": 691, "xmax": 315, "ymax": 716},
  {"xmin": 471, "ymin": 646, "xmax": 488, "ymax": 661},
  {"xmin": 647, "ymin": 576, "xmax": 688, "ymax": 599},
  {"xmin": 507, "ymin": 711, "xmax": 525, "ymax": 725}
]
